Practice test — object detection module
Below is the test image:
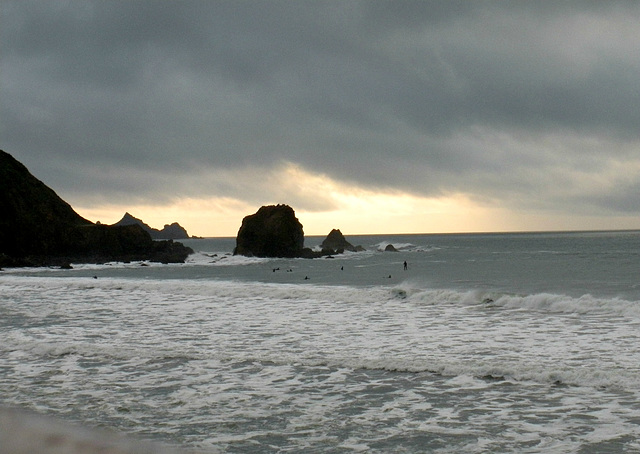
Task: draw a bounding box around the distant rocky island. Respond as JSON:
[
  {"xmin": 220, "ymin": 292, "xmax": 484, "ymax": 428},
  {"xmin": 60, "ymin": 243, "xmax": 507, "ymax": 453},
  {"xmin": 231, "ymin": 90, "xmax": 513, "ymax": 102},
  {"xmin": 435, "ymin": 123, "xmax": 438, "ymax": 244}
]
[
  {"xmin": 234, "ymin": 204, "xmax": 364, "ymax": 258},
  {"xmin": 320, "ymin": 229, "xmax": 365, "ymax": 253},
  {"xmin": 113, "ymin": 212, "xmax": 190, "ymax": 240},
  {"xmin": 0, "ymin": 150, "xmax": 192, "ymax": 267}
]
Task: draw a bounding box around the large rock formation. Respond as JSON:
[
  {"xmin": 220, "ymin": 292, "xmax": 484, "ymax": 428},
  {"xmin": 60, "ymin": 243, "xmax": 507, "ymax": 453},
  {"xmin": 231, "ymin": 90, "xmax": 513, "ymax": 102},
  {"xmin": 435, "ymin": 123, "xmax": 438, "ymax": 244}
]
[
  {"xmin": 114, "ymin": 212, "xmax": 190, "ymax": 239},
  {"xmin": 0, "ymin": 150, "xmax": 192, "ymax": 267},
  {"xmin": 234, "ymin": 204, "xmax": 307, "ymax": 258},
  {"xmin": 320, "ymin": 229, "xmax": 365, "ymax": 253}
]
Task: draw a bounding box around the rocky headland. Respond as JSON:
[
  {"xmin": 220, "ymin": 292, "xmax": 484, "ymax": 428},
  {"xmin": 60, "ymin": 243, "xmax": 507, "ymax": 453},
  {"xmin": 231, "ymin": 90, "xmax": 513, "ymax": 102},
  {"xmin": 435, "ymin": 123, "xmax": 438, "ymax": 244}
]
[
  {"xmin": 114, "ymin": 212, "xmax": 190, "ymax": 240},
  {"xmin": 0, "ymin": 150, "xmax": 192, "ymax": 267}
]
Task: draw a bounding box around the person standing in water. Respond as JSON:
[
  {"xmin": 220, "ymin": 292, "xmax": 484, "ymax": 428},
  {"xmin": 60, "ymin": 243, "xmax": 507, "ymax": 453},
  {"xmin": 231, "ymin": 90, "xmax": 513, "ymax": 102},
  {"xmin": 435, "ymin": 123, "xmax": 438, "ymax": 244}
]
[{"xmin": 403, "ymin": 261, "xmax": 408, "ymax": 270}]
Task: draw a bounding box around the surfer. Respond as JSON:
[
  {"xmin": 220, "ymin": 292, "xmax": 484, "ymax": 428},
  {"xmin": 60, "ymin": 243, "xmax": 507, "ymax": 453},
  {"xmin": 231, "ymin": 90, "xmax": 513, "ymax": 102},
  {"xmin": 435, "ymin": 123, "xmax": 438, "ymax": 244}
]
[{"xmin": 403, "ymin": 261, "xmax": 407, "ymax": 270}]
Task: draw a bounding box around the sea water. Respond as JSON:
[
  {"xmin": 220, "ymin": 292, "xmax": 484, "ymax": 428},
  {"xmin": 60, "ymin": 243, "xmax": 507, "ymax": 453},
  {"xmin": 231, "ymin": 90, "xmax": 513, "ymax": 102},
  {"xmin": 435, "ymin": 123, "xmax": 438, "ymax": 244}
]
[{"xmin": 1, "ymin": 230, "xmax": 640, "ymax": 453}]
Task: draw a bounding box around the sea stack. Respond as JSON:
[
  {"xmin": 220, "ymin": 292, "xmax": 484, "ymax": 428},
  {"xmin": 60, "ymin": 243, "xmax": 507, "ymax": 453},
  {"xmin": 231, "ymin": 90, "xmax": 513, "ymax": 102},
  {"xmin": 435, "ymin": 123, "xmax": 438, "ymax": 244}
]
[
  {"xmin": 234, "ymin": 204, "xmax": 305, "ymax": 258},
  {"xmin": 320, "ymin": 229, "xmax": 365, "ymax": 253}
]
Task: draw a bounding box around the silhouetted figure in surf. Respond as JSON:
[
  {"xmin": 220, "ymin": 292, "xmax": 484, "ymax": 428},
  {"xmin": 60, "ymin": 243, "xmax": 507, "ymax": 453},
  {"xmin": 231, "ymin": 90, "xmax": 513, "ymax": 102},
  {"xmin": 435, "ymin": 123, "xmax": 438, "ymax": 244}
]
[{"xmin": 403, "ymin": 261, "xmax": 408, "ymax": 270}]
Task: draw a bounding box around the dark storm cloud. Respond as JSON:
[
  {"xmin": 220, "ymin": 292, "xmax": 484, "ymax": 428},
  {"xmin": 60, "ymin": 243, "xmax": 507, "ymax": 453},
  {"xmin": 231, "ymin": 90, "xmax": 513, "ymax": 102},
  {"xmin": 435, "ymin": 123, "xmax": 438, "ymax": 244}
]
[{"xmin": 2, "ymin": 0, "xmax": 639, "ymax": 216}]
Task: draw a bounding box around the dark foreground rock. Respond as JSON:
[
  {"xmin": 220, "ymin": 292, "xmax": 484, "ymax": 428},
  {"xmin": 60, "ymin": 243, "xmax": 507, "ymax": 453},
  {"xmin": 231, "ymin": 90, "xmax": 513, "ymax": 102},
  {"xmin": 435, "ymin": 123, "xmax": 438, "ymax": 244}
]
[
  {"xmin": 320, "ymin": 229, "xmax": 365, "ymax": 253},
  {"xmin": 114, "ymin": 212, "xmax": 190, "ymax": 239},
  {"xmin": 0, "ymin": 150, "xmax": 192, "ymax": 267}
]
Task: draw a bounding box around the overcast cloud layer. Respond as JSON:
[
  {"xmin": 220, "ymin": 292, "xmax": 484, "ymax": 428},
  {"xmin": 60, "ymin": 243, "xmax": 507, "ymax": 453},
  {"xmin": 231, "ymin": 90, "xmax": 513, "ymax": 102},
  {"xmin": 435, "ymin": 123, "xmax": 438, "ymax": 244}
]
[{"xmin": 2, "ymin": 1, "xmax": 640, "ymax": 223}]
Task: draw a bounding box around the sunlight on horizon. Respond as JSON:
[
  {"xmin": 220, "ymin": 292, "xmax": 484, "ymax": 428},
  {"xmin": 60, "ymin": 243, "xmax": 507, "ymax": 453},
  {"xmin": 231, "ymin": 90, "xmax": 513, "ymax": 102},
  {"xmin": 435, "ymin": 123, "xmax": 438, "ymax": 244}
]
[
  {"xmin": 74, "ymin": 162, "xmax": 639, "ymax": 238},
  {"xmin": 73, "ymin": 162, "xmax": 502, "ymax": 236},
  {"xmin": 75, "ymin": 195, "xmax": 491, "ymax": 237}
]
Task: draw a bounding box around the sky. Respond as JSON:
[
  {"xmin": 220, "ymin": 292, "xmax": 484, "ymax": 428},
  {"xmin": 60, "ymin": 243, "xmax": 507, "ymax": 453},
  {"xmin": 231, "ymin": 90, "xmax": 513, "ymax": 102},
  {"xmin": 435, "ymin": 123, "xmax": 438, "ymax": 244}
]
[{"xmin": 2, "ymin": 1, "xmax": 640, "ymax": 237}]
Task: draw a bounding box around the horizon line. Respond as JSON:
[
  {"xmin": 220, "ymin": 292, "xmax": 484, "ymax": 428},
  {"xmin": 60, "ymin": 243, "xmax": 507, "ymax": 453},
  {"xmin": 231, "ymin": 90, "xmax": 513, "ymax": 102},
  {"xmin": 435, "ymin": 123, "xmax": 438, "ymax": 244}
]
[{"xmin": 188, "ymin": 228, "xmax": 640, "ymax": 240}]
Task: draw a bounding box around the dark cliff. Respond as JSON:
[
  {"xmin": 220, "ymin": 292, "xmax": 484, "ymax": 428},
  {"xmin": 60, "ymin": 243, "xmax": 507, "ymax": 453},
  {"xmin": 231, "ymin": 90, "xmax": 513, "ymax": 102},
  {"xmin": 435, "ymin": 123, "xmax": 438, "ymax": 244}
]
[{"xmin": 0, "ymin": 150, "xmax": 192, "ymax": 267}]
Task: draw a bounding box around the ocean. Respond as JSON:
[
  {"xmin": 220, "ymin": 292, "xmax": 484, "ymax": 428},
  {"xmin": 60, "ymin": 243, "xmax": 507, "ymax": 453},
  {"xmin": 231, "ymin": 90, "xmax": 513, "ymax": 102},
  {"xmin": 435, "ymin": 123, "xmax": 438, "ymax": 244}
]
[{"xmin": 1, "ymin": 230, "xmax": 640, "ymax": 453}]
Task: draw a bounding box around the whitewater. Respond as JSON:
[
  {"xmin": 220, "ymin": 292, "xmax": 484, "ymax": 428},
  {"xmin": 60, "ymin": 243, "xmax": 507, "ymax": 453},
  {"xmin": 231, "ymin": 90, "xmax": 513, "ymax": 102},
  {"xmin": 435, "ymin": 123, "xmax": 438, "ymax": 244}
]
[{"xmin": 1, "ymin": 230, "xmax": 640, "ymax": 453}]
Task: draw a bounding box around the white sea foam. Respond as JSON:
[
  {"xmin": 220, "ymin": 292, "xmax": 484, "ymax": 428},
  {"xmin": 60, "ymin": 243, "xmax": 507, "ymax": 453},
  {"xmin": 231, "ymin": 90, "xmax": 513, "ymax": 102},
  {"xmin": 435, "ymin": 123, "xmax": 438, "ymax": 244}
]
[
  {"xmin": 492, "ymin": 292, "xmax": 640, "ymax": 316},
  {"xmin": 185, "ymin": 251, "xmax": 269, "ymax": 266},
  {"xmin": 3, "ymin": 231, "xmax": 640, "ymax": 453},
  {"xmin": 389, "ymin": 279, "xmax": 640, "ymax": 316},
  {"xmin": 373, "ymin": 241, "xmax": 415, "ymax": 251},
  {"xmin": 3, "ymin": 274, "xmax": 640, "ymax": 393},
  {"xmin": 370, "ymin": 241, "xmax": 440, "ymax": 253}
]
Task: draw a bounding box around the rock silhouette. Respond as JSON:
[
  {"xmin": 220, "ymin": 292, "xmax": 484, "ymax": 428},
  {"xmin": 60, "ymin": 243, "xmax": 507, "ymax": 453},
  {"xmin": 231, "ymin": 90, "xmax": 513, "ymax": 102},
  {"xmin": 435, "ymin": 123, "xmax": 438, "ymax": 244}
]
[
  {"xmin": 320, "ymin": 229, "xmax": 365, "ymax": 253},
  {"xmin": 234, "ymin": 204, "xmax": 306, "ymax": 258},
  {"xmin": 0, "ymin": 150, "xmax": 192, "ymax": 267},
  {"xmin": 114, "ymin": 212, "xmax": 190, "ymax": 239}
]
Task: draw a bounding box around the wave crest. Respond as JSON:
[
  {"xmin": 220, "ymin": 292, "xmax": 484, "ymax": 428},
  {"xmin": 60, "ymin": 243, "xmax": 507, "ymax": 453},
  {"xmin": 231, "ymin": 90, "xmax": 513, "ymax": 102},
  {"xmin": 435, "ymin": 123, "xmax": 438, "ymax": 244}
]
[{"xmin": 392, "ymin": 281, "xmax": 640, "ymax": 316}]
